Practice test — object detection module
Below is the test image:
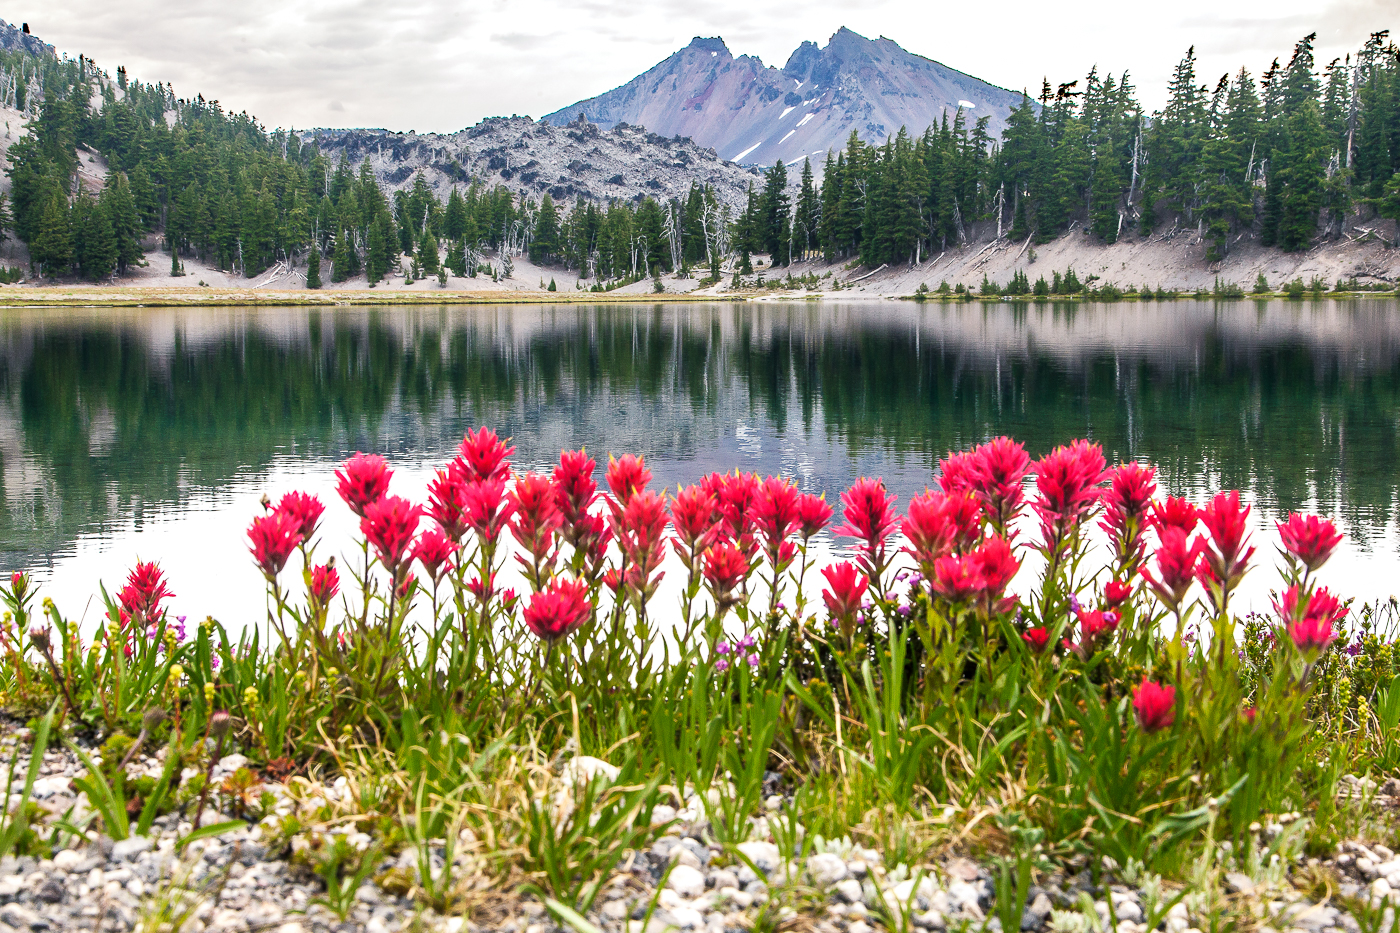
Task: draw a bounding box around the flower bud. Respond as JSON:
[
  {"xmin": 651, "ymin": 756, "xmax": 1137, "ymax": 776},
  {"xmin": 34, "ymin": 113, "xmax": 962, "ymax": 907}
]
[
  {"xmin": 27, "ymin": 626, "xmax": 50, "ymax": 652},
  {"xmin": 169, "ymin": 664, "xmax": 184, "ymax": 682},
  {"xmin": 208, "ymin": 710, "xmax": 233, "ymax": 740},
  {"xmin": 242, "ymin": 686, "xmax": 259, "ymax": 707},
  {"xmin": 204, "ymin": 682, "xmax": 215, "ymax": 704},
  {"xmin": 143, "ymin": 707, "xmax": 168, "ymax": 732},
  {"xmin": 10, "ymin": 571, "xmax": 25, "ymax": 599}
]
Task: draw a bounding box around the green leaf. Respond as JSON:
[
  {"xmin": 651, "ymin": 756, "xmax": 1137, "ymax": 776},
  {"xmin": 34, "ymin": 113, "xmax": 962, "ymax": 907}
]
[
  {"xmin": 0, "ymin": 702, "xmax": 56, "ymax": 857},
  {"xmin": 544, "ymin": 898, "xmax": 605, "ymax": 933},
  {"xmin": 177, "ymin": 820, "xmax": 245, "ymax": 851}
]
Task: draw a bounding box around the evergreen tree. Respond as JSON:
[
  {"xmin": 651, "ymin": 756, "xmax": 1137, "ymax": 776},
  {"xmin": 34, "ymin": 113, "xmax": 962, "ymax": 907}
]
[
  {"xmin": 101, "ymin": 174, "xmax": 143, "ymax": 273},
  {"xmin": 418, "ymin": 229, "xmax": 439, "ymax": 274},
  {"xmin": 757, "ymin": 160, "xmax": 790, "ymax": 260},
  {"xmin": 332, "ymin": 227, "xmax": 353, "ymax": 283},
  {"xmin": 306, "ymin": 246, "xmax": 322, "ymax": 288},
  {"xmin": 72, "ymin": 191, "xmax": 117, "ymax": 280},
  {"xmin": 530, "ymin": 193, "xmax": 560, "ymax": 264},
  {"xmin": 31, "ymin": 182, "xmax": 72, "ymax": 277}
]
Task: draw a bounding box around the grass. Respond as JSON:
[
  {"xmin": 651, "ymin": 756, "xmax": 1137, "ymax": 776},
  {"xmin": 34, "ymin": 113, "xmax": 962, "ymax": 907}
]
[{"xmin": 2, "ymin": 430, "xmax": 1397, "ymax": 926}]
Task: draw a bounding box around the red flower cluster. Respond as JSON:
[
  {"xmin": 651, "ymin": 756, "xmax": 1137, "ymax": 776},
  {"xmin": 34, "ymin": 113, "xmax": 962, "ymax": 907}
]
[
  {"xmin": 523, "ymin": 578, "xmax": 592, "ymax": 643},
  {"xmin": 1143, "ymin": 527, "xmax": 1206, "ymax": 612},
  {"xmin": 606, "ymin": 454, "xmax": 651, "ymax": 504},
  {"xmin": 704, "ymin": 542, "xmax": 751, "ymax": 611},
  {"xmin": 1133, "ymin": 679, "xmax": 1175, "ymax": 733},
  {"xmin": 1277, "ymin": 513, "xmax": 1343, "ymax": 573},
  {"xmin": 1196, "ymin": 490, "xmax": 1254, "ymax": 611},
  {"xmin": 1064, "ymin": 607, "xmax": 1120, "ymax": 659},
  {"xmin": 930, "ymin": 536, "xmax": 1019, "ymax": 608},
  {"xmin": 821, "ymin": 560, "xmax": 869, "ymax": 634},
  {"xmin": 248, "ymin": 511, "xmax": 303, "ymax": 582},
  {"xmin": 1276, "ymin": 584, "xmax": 1344, "ymax": 661},
  {"xmin": 360, "ymin": 496, "xmax": 423, "ymax": 580},
  {"xmin": 412, "ymin": 528, "xmax": 460, "ymax": 586},
  {"xmin": 1032, "ymin": 440, "xmax": 1108, "ymax": 556},
  {"xmin": 117, "ymin": 561, "xmax": 175, "ymax": 623},
  {"xmin": 459, "ymin": 427, "xmax": 515, "ymax": 483},
  {"xmin": 309, "ymin": 562, "xmax": 339, "ymax": 607},
  {"xmin": 966, "ymin": 436, "xmax": 1031, "ymax": 534},
  {"xmin": 754, "ymin": 476, "xmax": 801, "ymax": 572},
  {"xmin": 1100, "ymin": 462, "xmax": 1156, "ymax": 575},
  {"xmin": 276, "ymin": 492, "xmax": 326, "ymax": 542},
  {"xmin": 510, "ymin": 472, "xmax": 563, "ymax": 589},
  {"xmin": 335, "ymin": 454, "xmax": 392, "ymax": 517},
  {"xmin": 834, "ymin": 477, "xmax": 899, "ymax": 586},
  {"xmin": 902, "ymin": 490, "xmax": 981, "ymax": 575}
]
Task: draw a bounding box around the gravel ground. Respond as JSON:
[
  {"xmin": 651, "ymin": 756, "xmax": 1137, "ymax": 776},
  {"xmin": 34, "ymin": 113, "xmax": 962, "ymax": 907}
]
[{"xmin": 9, "ymin": 733, "xmax": 1398, "ymax": 933}]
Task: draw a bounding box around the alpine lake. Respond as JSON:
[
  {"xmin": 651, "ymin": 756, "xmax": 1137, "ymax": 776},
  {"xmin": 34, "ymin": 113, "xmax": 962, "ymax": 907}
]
[{"xmin": 2, "ymin": 297, "xmax": 1398, "ymax": 629}]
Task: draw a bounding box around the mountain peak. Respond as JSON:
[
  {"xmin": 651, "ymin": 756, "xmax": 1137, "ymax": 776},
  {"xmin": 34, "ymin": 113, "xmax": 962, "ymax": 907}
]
[
  {"xmin": 543, "ymin": 31, "xmax": 1026, "ymax": 165},
  {"xmin": 685, "ymin": 36, "xmax": 729, "ymax": 54}
]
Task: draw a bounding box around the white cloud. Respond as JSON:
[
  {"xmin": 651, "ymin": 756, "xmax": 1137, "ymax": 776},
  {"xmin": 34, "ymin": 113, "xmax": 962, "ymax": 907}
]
[{"xmin": 8, "ymin": 0, "xmax": 1388, "ymax": 134}]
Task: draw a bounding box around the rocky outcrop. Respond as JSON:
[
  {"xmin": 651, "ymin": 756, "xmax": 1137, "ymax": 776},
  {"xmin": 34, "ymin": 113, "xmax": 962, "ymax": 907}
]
[
  {"xmin": 0, "ymin": 20, "xmax": 55, "ymax": 58},
  {"xmin": 542, "ymin": 28, "xmax": 1030, "ymax": 165},
  {"xmin": 302, "ymin": 115, "xmax": 770, "ymax": 209}
]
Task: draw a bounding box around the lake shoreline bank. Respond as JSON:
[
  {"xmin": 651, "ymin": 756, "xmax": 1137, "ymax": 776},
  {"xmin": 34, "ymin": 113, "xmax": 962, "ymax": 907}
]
[{"xmin": 1, "ymin": 287, "xmax": 1398, "ymax": 309}]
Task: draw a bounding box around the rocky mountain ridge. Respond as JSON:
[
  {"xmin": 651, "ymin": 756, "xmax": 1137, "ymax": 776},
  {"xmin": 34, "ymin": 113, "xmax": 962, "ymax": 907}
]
[
  {"xmin": 0, "ymin": 19, "xmax": 53, "ymax": 58},
  {"xmin": 302, "ymin": 116, "xmax": 774, "ymax": 208},
  {"xmin": 543, "ymin": 28, "xmax": 1031, "ymax": 166}
]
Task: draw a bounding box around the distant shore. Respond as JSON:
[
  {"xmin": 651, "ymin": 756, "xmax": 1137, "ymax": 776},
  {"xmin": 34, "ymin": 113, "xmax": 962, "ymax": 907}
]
[{"xmin": 0, "ymin": 285, "xmax": 1395, "ymax": 309}]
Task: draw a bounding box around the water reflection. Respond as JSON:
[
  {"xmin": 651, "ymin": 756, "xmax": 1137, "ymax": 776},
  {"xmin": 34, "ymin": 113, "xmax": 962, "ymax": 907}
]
[{"xmin": 1, "ymin": 299, "xmax": 1398, "ymax": 611}]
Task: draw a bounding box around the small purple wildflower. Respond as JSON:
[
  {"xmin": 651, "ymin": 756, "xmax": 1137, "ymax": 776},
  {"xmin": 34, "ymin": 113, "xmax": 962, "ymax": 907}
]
[
  {"xmin": 715, "ymin": 657, "xmax": 730, "ymax": 673},
  {"xmin": 1068, "ymin": 593, "xmax": 1082, "ymax": 614},
  {"xmin": 716, "ymin": 640, "xmax": 732, "ymax": 656},
  {"xmin": 746, "ymin": 652, "xmax": 759, "ymax": 668}
]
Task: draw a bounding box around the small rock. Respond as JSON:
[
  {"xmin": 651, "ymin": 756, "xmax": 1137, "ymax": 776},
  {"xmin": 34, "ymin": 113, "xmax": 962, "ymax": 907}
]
[
  {"xmin": 671, "ymin": 847, "xmax": 703, "ymax": 870},
  {"xmin": 849, "ymin": 922, "xmax": 873, "ymax": 933},
  {"xmin": 111, "ymin": 836, "xmax": 152, "ymax": 861},
  {"xmin": 917, "ymin": 910, "xmax": 948, "ymax": 930},
  {"xmin": 0, "ymin": 903, "xmax": 46, "ymax": 931},
  {"xmin": 561, "ymin": 756, "xmax": 620, "ymax": 786},
  {"xmin": 1224, "ymin": 873, "xmax": 1255, "ymax": 896},
  {"xmin": 34, "ymin": 880, "xmax": 63, "ymax": 904},
  {"xmin": 735, "ymin": 842, "xmax": 781, "ymax": 874},
  {"xmin": 669, "ymin": 865, "xmax": 707, "ymax": 899},
  {"xmin": 1372, "ymin": 878, "xmax": 1392, "ymax": 900},
  {"xmin": 948, "ymin": 880, "xmax": 985, "ymax": 919},
  {"xmin": 51, "ymin": 849, "xmax": 84, "ymax": 872},
  {"xmin": 709, "ymin": 869, "xmax": 738, "ymax": 891},
  {"xmin": 807, "ymin": 853, "xmax": 848, "ymax": 887},
  {"xmin": 1022, "ymin": 892, "xmax": 1053, "ymax": 931},
  {"xmin": 651, "ymin": 805, "xmax": 678, "ymax": 827},
  {"xmin": 835, "ymin": 879, "xmax": 864, "ymax": 904},
  {"xmin": 670, "ymin": 906, "xmax": 705, "ymax": 929}
]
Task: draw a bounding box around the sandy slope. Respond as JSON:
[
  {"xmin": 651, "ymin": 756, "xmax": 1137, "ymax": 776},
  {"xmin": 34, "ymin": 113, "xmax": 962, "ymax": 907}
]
[{"xmin": 8, "ymin": 218, "xmax": 1400, "ymax": 302}]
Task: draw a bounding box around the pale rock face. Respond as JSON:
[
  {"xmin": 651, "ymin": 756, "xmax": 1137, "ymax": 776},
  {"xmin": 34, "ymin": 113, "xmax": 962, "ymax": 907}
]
[{"xmin": 304, "ymin": 118, "xmax": 771, "ymax": 216}]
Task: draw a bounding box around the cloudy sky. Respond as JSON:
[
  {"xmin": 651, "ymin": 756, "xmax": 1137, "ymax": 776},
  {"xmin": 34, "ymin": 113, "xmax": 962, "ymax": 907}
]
[{"xmin": 10, "ymin": 0, "xmax": 1393, "ymax": 134}]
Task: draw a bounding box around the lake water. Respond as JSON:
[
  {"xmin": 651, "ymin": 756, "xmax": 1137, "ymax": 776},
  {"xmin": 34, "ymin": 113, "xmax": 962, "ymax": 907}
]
[{"xmin": 2, "ymin": 299, "xmax": 1398, "ymax": 628}]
